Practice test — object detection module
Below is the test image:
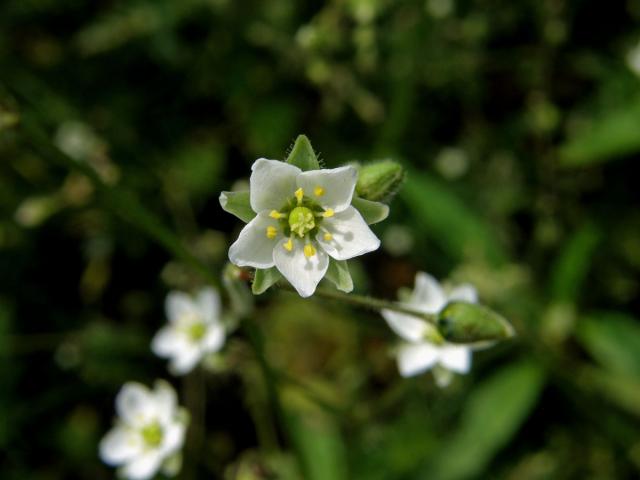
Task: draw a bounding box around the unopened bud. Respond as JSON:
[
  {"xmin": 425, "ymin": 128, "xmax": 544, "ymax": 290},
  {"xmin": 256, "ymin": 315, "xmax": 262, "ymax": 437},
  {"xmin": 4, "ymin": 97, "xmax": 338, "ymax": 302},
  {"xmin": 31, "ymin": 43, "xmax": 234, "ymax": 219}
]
[
  {"xmin": 436, "ymin": 301, "xmax": 515, "ymax": 345},
  {"xmin": 356, "ymin": 160, "xmax": 404, "ymax": 202}
]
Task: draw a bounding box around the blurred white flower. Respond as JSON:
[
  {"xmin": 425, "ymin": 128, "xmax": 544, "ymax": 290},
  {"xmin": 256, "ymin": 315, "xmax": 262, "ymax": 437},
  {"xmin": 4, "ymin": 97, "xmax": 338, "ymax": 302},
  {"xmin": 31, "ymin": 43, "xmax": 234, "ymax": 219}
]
[
  {"xmin": 382, "ymin": 272, "xmax": 478, "ymax": 386},
  {"xmin": 99, "ymin": 380, "xmax": 187, "ymax": 480},
  {"xmin": 152, "ymin": 287, "xmax": 226, "ymax": 375},
  {"xmin": 227, "ymin": 159, "xmax": 380, "ymax": 297},
  {"xmin": 627, "ymin": 41, "xmax": 640, "ymax": 77}
]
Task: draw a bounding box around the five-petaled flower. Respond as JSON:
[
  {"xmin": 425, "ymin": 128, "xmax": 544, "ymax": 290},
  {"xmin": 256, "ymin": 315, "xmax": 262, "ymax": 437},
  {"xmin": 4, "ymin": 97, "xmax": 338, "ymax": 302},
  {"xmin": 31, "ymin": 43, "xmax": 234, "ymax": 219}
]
[
  {"xmin": 152, "ymin": 288, "xmax": 226, "ymax": 375},
  {"xmin": 382, "ymin": 272, "xmax": 478, "ymax": 387},
  {"xmin": 226, "ymin": 158, "xmax": 380, "ymax": 297},
  {"xmin": 99, "ymin": 380, "xmax": 187, "ymax": 480}
]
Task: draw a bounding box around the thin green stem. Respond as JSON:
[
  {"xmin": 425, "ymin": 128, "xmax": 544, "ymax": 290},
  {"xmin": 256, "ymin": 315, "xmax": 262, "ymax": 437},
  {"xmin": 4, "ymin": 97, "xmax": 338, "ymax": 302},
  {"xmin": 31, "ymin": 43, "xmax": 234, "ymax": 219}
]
[{"xmin": 277, "ymin": 283, "xmax": 438, "ymax": 325}]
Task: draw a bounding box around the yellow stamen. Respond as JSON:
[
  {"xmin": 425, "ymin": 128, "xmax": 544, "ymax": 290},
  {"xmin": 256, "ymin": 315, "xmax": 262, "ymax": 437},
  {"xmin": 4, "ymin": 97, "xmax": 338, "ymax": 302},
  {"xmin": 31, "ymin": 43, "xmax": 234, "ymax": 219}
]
[
  {"xmin": 323, "ymin": 232, "xmax": 333, "ymax": 241},
  {"xmin": 304, "ymin": 243, "xmax": 316, "ymax": 258},
  {"xmin": 269, "ymin": 210, "xmax": 284, "ymax": 219},
  {"xmin": 314, "ymin": 186, "xmax": 325, "ymax": 197},
  {"xmin": 322, "ymin": 208, "xmax": 334, "ymax": 218},
  {"xmin": 283, "ymin": 237, "xmax": 294, "ymax": 252},
  {"xmin": 294, "ymin": 188, "xmax": 304, "ymax": 204},
  {"xmin": 266, "ymin": 226, "xmax": 278, "ymax": 239}
]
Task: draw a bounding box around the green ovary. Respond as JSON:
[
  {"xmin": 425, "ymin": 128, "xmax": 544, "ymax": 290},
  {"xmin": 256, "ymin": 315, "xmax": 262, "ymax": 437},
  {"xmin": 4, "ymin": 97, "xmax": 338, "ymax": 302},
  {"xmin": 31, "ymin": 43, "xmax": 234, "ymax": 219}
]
[
  {"xmin": 141, "ymin": 422, "xmax": 164, "ymax": 448},
  {"xmin": 288, "ymin": 206, "xmax": 315, "ymax": 237},
  {"xmin": 187, "ymin": 322, "xmax": 207, "ymax": 341}
]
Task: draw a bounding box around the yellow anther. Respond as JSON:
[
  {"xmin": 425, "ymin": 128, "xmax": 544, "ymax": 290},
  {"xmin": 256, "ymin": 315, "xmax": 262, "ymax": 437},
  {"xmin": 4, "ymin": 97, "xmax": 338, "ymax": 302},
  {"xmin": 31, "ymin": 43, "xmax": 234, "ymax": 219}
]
[
  {"xmin": 323, "ymin": 232, "xmax": 333, "ymax": 241},
  {"xmin": 294, "ymin": 188, "xmax": 304, "ymax": 204},
  {"xmin": 304, "ymin": 243, "xmax": 316, "ymax": 258},
  {"xmin": 266, "ymin": 226, "xmax": 278, "ymax": 239},
  {"xmin": 283, "ymin": 237, "xmax": 294, "ymax": 252},
  {"xmin": 314, "ymin": 186, "xmax": 325, "ymax": 197},
  {"xmin": 322, "ymin": 208, "xmax": 334, "ymax": 218},
  {"xmin": 269, "ymin": 210, "xmax": 284, "ymax": 219}
]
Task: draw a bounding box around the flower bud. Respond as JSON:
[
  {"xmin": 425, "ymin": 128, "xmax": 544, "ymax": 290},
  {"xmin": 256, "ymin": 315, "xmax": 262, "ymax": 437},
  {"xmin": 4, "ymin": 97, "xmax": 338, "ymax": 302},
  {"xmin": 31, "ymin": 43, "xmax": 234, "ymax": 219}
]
[
  {"xmin": 356, "ymin": 160, "xmax": 405, "ymax": 202},
  {"xmin": 436, "ymin": 301, "xmax": 515, "ymax": 345}
]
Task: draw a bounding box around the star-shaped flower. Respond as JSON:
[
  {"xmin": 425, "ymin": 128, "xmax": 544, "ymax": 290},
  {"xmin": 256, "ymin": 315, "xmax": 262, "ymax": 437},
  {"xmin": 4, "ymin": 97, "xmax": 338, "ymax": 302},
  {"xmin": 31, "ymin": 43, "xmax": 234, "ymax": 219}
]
[
  {"xmin": 382, "ymin": 272, "xmax": 478, "ymax": 386},
  {"xmin": 99, "ymin": 380, "xmax": 187, "ymax": 480},
  {"xmin": 151, "ymin": 288, "xmax": 226, "ymax": 375},
  {"xmin": 220, "ymin": 137, "xmax": 389, "ymax": 297}
]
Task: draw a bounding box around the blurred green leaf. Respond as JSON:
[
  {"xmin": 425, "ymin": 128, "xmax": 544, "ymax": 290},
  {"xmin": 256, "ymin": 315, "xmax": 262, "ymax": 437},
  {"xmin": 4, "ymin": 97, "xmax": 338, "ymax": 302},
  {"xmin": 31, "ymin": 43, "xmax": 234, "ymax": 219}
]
[
  {"xmin": 576, "ymin": 312, "xmax": 640, "ymax": 378},
  {"xmin": 550, "ymin": 223, "xmax": 601, "ymax": 303},
  {"xmin": 401, "ymin": 171, "xmax": 507, "ymax": 265},
  {"xmin": 421, "ymin": 360, "xmax": 545, "ymax": 480},
  {"xmin": 559, "ymin": 96, "xmax": 640, "ymax": 167},
  {"xmin": 286, "ymin": 135, "xmax": 320, "ymax": 171},
  {"xmin": 351, "ymin": 196, "xmax": 389, "ymax": 225},
  {"xmin": 325, "ymin": 259, "xmax": 353, "ymax": 293}
]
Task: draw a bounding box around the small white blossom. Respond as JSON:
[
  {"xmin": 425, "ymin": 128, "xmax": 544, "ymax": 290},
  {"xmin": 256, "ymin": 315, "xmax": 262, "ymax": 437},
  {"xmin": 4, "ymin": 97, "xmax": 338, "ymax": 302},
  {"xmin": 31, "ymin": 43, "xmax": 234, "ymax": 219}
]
[
  {"xmin": 99, "ymin": 380, "xmax": 187, "ymax": 480},
  {"xmin": 382, "ymin": 272, "xmax": 478, "ymax": 386},
  {"xmin": 227, "ymin": 159, "xmax": 380, "ymax": 297},
  {"xmin": 152, "ymin": 287, "xmax": 225, "ymax": 375}
]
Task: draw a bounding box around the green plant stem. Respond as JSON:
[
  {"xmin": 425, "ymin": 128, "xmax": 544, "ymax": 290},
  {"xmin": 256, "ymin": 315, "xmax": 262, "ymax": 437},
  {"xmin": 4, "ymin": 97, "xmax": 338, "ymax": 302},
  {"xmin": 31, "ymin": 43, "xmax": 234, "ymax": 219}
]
[{"xmin": 278, "ymin": 283, "xmax": 438, "ymax": 325}]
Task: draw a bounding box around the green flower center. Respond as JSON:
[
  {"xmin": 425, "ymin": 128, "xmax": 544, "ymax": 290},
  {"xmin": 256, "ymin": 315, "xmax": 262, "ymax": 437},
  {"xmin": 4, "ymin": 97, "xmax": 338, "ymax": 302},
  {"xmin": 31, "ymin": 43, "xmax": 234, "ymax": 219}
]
[
  {"xmin": 187, "ymin": 322, "xmax": 207, "ymax": 341},
  {"xmin": 141, "ymin": 422, "xmax": 163, "ymax": 448},
  {"xmin": 288, "ymin": 206, "xmax": 315, "ymax": 237}
]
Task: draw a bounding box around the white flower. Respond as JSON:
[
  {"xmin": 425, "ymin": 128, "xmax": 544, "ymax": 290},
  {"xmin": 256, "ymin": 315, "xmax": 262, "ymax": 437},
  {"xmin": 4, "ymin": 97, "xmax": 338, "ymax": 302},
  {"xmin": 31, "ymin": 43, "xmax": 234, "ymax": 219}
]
[
  {"xmin": 99, "ymin": 380, "xmax": 187, "ymax": 480},
  {"xmin": 227, "ymin": 159, "xmax": 380, "ymax": 297},
  {"xmin": 152, "ymin": 287, "xmax": 225, "ymax": 375},
  {"xmin": 381, "ymin": 272, "xmax": 478, "ymax": 386}
]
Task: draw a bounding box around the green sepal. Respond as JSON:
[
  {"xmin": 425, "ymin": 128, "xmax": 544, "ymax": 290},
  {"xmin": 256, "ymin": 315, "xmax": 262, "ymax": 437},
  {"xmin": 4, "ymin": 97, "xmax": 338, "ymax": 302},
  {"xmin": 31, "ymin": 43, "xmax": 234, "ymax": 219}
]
[
  {"xmin": 351, "ymin": 196, "xmax": 389, "ymax": 225},
  {"xmin": 436, "ymin": 302, "xmax": 515, "ymax": 346},
  {"xmin": 286, "ymin": 134, "xmax": 320, "ymax": 171},
  {"xmin": 252, "ymin": 267, "xmax": 282, "ymax": 295},
  {"xmin": 356, "ymin": 160, "xmax": 405, "ymax": 202},
  {"xmin": 325, "ymin": 259, "xmax": 354, "ymax": 293},
  {"xmin": 219, "ymin": 191, "xmax": 255, "ymax": 223}
]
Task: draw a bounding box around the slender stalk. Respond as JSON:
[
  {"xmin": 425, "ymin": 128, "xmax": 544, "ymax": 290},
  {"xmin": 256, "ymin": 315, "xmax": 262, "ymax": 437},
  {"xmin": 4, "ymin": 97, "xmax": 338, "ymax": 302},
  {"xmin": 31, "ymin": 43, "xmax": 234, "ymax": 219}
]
[{"xmin": 277, "ymin": 284, "xmax": 438, "ymax": 325}]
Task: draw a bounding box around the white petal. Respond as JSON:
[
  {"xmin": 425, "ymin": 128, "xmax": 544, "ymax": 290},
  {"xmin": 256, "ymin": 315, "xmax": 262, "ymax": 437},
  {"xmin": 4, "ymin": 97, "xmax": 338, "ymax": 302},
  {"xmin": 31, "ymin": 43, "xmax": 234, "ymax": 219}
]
[
  {"xmin": 396, "ymin": 343, "xmax": 440, "ymax": 377},
  {"xmin": 381, "ymin": 309, "xmax": 429, "ymax": 343},
  {"xmin": 151, "ymin": 327, "xmax": 188, "ymax": 358},
  {"xmin": 121, "ymin": 451, "xmax": 163, "ymax": 480},
  {"xmin": 316, "ymin": 206, "xmax": 380, "ymax": 261},
  {"xmin": 249, "ymin": 158, "xmax": 300, "ymax": 212},
  {"xmin": 169, "ymin": 347, "xmax": 202, "ymax": 375},
  {"xmin": 165, "ymin": 292, "xmax": 197, "ymax": 323},
  {"xmin": 116, "ymin": 383, "xmax": 154, "ymax": 427},
  {"xmin": 228, "ymin": 212, "xmax": 281, "ymax": 269},
  {"xmin": 99, "ymin": 427, "xmax": 142, "ymax": 466},
  {"xmin": 201, "ymin": 324, "xmax": 225, "ymax": 353},
  {"xmin": 273, "ymin": 237, "xmax": 329, "ymax": 297},
  {"xmin": 152, "ymin": 380, "xmax": 177, "ymax": 424},
  {"xmin": 439, "ymin": 345, "xmax": 472, "ymax": 373},
  {"xmin": 160, "ymin": 422, "xmax": 186, "ymax": 456},
  {"xmin": 296, "ymin": 166, "xmax": 357, "ymax": 212},
  {"xmin": 447, "ymin": 284, "xmax": 478, "ymax": 304},
  {"xmin": 409, "ymin": 272, "xmax": 447, "ymax": 313},
  {"xmin": 195, "ymin": 287, "xmax": 220, "ymax": 321}
]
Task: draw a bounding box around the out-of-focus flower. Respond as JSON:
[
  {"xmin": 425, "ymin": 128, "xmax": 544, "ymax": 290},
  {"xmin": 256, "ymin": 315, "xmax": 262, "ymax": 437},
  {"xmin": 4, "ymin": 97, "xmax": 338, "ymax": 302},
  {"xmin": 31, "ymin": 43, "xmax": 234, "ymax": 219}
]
[
  {"xmin": 152, "ymin": 287, "xmax": 225, "ymax": 375},
  {"xmin": 627, "ymin": 41, "xmax": 640, "ymax": 77},
  {"xmin": 223, "ymin": 158, "xmax": 380, "ymax": 297},
  {"xmin": 382, "ymin": 272, "xmax": 478, "ymax": 386},
  {"xmin": 99, "ymin": 380, "xmax": 187, "ymax": 480}
]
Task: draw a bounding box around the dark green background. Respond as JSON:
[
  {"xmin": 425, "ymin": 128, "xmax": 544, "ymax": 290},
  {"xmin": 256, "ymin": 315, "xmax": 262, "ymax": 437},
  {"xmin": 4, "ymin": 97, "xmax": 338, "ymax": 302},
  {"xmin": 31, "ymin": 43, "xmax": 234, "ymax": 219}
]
[{"xmin": 1, "ymin": 1, "xmax": 639, "ymax": 479}]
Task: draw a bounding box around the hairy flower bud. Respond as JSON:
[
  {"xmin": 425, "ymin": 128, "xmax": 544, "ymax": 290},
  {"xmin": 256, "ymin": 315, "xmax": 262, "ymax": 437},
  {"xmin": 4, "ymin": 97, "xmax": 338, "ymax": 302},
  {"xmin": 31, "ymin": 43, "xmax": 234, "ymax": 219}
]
[{"xmin": 356, "ymin": 160, "xmax": 405, "ymax": 202}]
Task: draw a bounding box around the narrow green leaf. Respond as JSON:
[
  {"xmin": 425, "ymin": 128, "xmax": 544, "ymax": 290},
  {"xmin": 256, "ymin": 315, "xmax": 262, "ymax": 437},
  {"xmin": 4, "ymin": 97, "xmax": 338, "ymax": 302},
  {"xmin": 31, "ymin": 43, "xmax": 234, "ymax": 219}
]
[
  {"xmin": 219, "ymin": 191, "xmax": 255, "ymax": 223},
  {"xmin": 550, "ymin": 223, "xmax": 601, "ymax": 303},
  {"xmin": 325, "ymin": 259, "xmax": 354, "ymax": 293},
  {"xmin": 437, "ymin": 302, "xmax": 515, "ymax": 345},
  {"xmin": 559, "ymin": 96, "xmax": 640, "ymax": 167},
  {"xmin": 286, "ymin": 134, "xmax": 320, "ymax": 171},
  {"xmin": 401, "ymin": 171, "xmax": 507, "ymax": 265},
  {"xmin": 252, "ymin": 267, "xmax": 282, "ymax": 295},
  {"xmin": 576, "ymin": 312, "xmax": 640, "ymax": 378},
  {"xmin": 351, "ymin": 196, "xmax": 389, "ymax": 225},
  {"xmin": 422, "ymin": 361, "xmax": 545, "ymax": 480}
]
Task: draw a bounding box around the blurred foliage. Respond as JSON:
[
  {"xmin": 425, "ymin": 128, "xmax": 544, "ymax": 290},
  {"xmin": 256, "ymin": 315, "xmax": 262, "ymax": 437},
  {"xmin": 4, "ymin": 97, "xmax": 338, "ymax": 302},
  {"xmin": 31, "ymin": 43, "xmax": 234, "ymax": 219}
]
[{"xmin": 1, "ymin": 0, "xmax": 640, "ymax": 479}]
